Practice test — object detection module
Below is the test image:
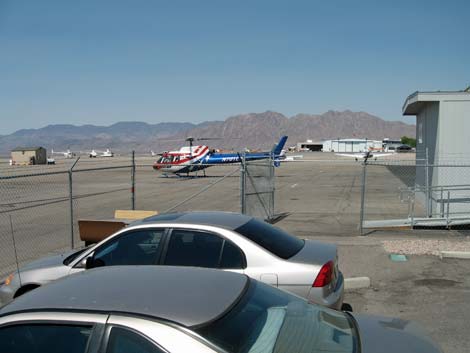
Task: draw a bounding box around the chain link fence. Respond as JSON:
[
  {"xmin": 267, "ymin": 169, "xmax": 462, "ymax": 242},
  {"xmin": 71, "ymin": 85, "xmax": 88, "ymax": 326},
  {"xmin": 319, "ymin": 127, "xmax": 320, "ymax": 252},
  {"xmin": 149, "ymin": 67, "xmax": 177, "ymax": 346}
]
[
  {"xmin": 241, "ymin": 156, "xmax": 276, "ymax": 221},
  {"xmin": 0, "ymin": 157, "xmax": 135, "ymax": 278},
  {"xmin": 275, "ymin": 158, "xmax": 363, "ymax": 238},
  {"xmin": 134, "ymin": 158, "xmax": 241, "ymax": 213},
  {"xmin": 0, "ymin": 171, "xmax": 70, "ymax": 277},
  {"xmin": 6, "ymin": 149, "xmax": 468, "ymax": 277},
  {"xmin": 0, "ymin": 155, "xmax": 258, "ymax": 278},
  {"xmin": 360, "ymin": 151, "xmax": 470, "ymax": 234}
]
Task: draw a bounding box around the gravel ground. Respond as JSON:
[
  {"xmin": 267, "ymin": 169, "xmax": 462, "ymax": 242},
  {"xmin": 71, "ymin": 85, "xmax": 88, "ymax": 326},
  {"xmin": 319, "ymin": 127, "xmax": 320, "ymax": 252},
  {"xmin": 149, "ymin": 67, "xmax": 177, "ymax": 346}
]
[{"xmin": 382, "ymin": 239, "xmax": 470, "ymax": 255}]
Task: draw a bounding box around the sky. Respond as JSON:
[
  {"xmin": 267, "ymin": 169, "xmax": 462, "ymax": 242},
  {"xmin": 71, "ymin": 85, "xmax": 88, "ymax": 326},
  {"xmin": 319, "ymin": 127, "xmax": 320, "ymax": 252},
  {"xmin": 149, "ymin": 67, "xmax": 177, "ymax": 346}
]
[{"xmin": 0, "ymin": 0, "xmax": 469, "ymax": 134}]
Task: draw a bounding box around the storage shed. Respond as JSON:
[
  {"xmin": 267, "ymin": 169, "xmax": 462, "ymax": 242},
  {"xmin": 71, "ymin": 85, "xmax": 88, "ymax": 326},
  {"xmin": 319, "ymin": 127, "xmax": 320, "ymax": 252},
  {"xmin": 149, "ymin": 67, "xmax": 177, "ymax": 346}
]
[
  {"xmin": 11, "ymin": 147, "xmax": 47, "ymax": 165},
  {"xmin": 403, "ymin": 89, "xmax": 470, "ymax": 218}
]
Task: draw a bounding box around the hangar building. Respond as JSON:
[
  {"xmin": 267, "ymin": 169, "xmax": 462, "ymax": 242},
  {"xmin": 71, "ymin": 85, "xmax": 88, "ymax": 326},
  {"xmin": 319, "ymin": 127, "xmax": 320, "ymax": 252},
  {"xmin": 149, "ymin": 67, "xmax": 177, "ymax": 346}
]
[
  {"xmin": 296, "ymin": 140, "xmax": 323, "ymax": 151},
  {"xmin": 11, "ymin": 147, "xmax": 47, "ymax": 165},
  {"xmin": 403, "ymin": 89, "xmax": 470, "ymax": 217},
  {"xmin": 322, "ymin": 139, "xmax": 382, "ymax": 153}
]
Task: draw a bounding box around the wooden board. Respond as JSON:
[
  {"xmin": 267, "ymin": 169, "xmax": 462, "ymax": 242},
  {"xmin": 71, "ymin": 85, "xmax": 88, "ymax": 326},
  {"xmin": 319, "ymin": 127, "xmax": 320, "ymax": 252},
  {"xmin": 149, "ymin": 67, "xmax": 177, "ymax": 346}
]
[
  {"xmin": 78, "ymin": 220, "xmax": 127, "ymax": 244},
  {"xmin": 114, "ymin": 210, "xmax": 158, "ymax": 220}
]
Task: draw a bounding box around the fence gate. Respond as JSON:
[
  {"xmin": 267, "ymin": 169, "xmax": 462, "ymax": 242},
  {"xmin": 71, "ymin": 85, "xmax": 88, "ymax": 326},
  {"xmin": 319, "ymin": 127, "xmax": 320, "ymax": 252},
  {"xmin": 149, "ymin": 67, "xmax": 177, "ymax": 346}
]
[{"xmin": 241, "ymin": 156, "xmax": 275, "ymax": 221}]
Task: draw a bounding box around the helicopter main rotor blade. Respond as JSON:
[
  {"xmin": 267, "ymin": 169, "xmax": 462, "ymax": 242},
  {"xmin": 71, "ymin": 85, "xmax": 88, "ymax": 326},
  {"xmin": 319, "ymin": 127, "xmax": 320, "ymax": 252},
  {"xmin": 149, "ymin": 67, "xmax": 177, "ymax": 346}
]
[{"xmin": 195, "ymin": 137, "xmax": 242, "ymax": 141}]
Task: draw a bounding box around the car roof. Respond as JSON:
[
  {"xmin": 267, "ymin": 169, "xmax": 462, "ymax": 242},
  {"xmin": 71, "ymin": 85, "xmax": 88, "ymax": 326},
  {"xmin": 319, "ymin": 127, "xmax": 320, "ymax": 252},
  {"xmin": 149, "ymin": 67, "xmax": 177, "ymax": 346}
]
[
  {"xmin": 0, "ymin": 266, "xmax": 249, "ymax": 328},
  {"xmin": 135, "ymin": 211, "xmax": 253, "ymax": 230}
]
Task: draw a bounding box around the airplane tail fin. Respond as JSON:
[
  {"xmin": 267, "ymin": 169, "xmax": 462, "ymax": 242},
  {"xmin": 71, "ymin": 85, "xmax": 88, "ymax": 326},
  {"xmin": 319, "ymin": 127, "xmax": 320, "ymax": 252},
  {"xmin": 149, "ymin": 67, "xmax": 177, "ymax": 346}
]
[{"xmin": 272, "ymin": 136, "xmax": 288, "ymax": 156}]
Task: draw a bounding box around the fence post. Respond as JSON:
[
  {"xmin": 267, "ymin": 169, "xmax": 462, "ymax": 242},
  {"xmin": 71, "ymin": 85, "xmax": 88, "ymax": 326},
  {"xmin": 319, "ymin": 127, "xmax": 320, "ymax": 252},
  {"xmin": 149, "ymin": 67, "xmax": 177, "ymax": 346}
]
[
  {"xmin": 440, "ymin": 187, "xmax": 444, "ymax": 217},
  {"xmin": 359, "ymin": 158, "xmax": 368, "ymax": 235},
  {"xmin": 425, "ymin": 147, "xmax": 430, "ymax": 217},
  {"xmin": 240, "ymin": 153, "xmax": 246, "ymax": 214},
  {"xmin": 446, "ymin": 191, "xmax": 451, "ymax": 228},
  {"xmin": 270, "ymin": 153, "xmax": 275, "ymax": 219},
  {"xmin": 68, "ymin": 157, "xmax": 80, "ymax": 249},
  {"xmin": 131, "ymin": 150, "xmax": 136, "ymax": 210}
]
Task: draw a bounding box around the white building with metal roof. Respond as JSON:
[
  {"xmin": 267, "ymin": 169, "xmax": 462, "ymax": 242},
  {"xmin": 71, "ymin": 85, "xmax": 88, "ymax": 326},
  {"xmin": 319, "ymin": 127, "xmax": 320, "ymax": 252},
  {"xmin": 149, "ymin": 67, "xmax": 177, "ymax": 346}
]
[{"xmin": 322, "ymin": 139, "xmax": 382, "ymax": 153}]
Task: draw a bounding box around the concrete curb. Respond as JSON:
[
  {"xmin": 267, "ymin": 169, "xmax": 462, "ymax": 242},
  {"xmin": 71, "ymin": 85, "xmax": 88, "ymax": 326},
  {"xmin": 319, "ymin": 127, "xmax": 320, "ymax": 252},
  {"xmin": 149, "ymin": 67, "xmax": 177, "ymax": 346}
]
[
  {"xmin": 440, "ymin": 251, "xmax": 470, "ymax": 260},
  {"xmin": 344, "ymin": 276, "xmax": 371, "ymax": 290}
]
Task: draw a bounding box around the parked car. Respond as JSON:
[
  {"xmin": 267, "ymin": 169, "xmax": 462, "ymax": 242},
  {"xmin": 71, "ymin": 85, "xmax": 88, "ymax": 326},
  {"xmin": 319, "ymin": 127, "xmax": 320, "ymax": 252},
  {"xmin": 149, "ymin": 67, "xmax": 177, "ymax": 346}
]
[
  {"xmin": 0, "ymin": 212, "xmax": 344, "ymax": 309},
  {"xmin": 396, "ymin": 144, "xmax": 412, "ymax": 152},
  {"xmin": 0, "ymin": 266, "xmax": 442, "ymax": 353}
]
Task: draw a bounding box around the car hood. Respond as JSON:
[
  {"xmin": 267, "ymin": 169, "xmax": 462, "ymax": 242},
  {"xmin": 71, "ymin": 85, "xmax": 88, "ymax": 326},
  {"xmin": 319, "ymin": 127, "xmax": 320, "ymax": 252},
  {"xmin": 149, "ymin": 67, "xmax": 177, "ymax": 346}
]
[
  {"xmin": 352, "ymin": 313, "xmax": 442, "ymax": 353},
  {"xmin": 20, "ymin": 250, "xmax": 77, "ymax": 272}
]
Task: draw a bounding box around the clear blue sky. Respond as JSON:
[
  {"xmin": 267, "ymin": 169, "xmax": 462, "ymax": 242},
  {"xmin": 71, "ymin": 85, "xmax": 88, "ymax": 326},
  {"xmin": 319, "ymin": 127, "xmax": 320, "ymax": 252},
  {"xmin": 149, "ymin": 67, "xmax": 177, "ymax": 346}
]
[{"xmin": 1, "ymin": 0, "xmax": 468, "ymax": 134}]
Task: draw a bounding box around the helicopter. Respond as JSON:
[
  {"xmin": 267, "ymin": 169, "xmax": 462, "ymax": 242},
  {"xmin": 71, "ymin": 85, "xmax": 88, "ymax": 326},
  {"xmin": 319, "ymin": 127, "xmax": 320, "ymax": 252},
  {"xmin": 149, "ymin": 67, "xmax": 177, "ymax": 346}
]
[{"xmin": 153, "ymin": 136, "xmax": 288, "ymax": 176}]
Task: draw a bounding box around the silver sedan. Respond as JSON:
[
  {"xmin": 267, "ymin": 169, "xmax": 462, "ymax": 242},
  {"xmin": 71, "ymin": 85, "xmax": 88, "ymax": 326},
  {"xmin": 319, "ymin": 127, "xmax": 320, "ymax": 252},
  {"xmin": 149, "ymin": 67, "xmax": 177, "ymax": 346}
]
[
  {"xmin": 0, "ymin": 266, "xmax": 442, "ymax": 353},
  {"xmin": 0, "ymin": 211, "xmax": 344, "ymax": 309}
]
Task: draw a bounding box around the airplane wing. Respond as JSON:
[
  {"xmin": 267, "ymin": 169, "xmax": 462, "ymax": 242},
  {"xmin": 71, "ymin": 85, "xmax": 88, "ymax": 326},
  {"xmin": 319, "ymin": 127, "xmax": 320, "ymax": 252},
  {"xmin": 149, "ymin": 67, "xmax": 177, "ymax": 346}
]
[
  {"xmin": 283, "ymin": 155, "xmax": 304, "ymax": 162},
  {"xmin": 335, "ymin": 153, "xmax": 365, "ymax": 159},
  {"xmin": 372, "ymin": 153, "xmax": 395, "ymax": 158}
]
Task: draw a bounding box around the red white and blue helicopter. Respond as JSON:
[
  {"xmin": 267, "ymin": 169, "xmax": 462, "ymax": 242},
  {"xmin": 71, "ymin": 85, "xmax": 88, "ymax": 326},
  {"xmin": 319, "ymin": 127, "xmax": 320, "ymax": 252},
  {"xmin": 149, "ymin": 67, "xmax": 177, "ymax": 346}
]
[{"xmin": 153, "ymin": 136, "xmax": 288, "ymax": 176}]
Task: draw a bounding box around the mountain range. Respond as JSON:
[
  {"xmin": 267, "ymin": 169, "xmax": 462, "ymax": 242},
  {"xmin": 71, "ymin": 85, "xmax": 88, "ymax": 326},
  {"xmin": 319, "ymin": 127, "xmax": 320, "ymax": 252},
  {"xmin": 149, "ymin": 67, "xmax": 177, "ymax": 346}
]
[{"xmin": 0, "ymin": 111, "xmax": 415, "ymax": 154}]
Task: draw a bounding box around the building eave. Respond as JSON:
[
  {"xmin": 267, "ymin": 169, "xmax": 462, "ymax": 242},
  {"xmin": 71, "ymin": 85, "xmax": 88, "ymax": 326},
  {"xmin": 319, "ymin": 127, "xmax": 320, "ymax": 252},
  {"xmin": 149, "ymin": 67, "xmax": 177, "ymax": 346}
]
[{"xmin": 403, "ymin": 91, "xmax": 470, "ymax": 116}]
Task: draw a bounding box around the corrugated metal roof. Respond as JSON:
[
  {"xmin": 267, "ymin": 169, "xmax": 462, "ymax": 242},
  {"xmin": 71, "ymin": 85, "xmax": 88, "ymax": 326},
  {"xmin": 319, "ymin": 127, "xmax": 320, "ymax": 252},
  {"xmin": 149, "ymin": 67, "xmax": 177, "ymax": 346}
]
[
  {"xmin": 11, "ymin": 146, "xmax": 45, "ymax": 152},
  {"xmin": 325, "ymin": 139, "xmax": 380, "ymax": 143}
]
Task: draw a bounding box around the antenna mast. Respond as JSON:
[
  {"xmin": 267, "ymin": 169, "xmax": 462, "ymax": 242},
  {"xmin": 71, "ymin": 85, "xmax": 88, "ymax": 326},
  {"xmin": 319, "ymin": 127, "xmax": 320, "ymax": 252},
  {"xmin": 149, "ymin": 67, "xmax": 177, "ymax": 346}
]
[{"xmin": 9, "ymin": 215, "xmax": 22, "ymax": 287}]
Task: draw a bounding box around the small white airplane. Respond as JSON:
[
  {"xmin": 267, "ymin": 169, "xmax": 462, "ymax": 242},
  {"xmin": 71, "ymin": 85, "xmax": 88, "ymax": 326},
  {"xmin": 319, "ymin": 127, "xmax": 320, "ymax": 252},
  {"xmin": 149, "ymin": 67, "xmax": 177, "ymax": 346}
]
[
  {"xmin": 51, "ymin": 149, "xmax": 75, "ymax": 158},
  {"xmin": 88, "ymin": 149, "xmax": 98, "ymax": 158},
  {"xmin": 335, "ymin": 151, "xmax": 394, "ymax": 161},
  {"xmin": 81, "ymin": 148, "xmax": 113, "ymax": 158},
  {"xmin": 100, "ymin": 148, "xmax": 114, "ymax": 157}
]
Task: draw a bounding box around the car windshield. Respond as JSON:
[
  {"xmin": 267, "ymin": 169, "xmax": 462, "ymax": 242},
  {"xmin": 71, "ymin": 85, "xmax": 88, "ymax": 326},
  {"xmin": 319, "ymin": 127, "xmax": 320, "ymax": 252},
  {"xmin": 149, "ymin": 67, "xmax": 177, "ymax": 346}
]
[
  {"xmin": 196, "ymin": 280, "xmax": 358, "ymax": 353},
  {"xmin": 234, "ymin": 219, "xmax": 304, "ymax": 259}
]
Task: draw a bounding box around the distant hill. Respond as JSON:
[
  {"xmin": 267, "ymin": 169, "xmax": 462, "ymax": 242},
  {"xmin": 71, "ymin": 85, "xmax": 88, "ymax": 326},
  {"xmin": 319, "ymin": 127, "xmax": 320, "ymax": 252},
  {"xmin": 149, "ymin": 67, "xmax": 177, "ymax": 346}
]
[
  {"xmin": 0, "ymin": 122, "xmax": 195, "ymax": 154},
  {"xmin": 0, "ymin": 111, "xmax": 415, "ymax": 154}
]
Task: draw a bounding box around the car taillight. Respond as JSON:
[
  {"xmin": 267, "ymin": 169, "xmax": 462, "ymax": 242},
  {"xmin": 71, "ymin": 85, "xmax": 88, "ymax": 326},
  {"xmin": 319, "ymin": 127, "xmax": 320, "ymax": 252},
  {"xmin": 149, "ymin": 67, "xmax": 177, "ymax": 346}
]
[{"xmin": 313, "ymin": 261, "xmax": 334, "ymax": 287}]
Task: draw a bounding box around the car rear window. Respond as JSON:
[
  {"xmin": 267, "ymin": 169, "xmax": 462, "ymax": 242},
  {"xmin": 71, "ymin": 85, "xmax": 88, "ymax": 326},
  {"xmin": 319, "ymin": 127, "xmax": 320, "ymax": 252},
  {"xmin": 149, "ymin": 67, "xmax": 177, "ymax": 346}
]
[
  {"xmin": 196, "ymin": 280, "xmax": 357, "ymax": 353},
  {"xmin": 234, "ymin": 219, "xmax": 304, "ymax": 259}
]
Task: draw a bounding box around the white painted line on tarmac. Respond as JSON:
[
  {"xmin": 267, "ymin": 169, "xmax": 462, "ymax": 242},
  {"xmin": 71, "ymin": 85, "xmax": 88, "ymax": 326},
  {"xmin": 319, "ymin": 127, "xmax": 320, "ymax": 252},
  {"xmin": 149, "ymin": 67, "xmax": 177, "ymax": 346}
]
[
  {"xmin": 440, "ymin": 251, "xmax": 470, "ymax": 260},
  {"xmin": 344, "ymin": 276, "xmax": 371, "ymax": 290}
]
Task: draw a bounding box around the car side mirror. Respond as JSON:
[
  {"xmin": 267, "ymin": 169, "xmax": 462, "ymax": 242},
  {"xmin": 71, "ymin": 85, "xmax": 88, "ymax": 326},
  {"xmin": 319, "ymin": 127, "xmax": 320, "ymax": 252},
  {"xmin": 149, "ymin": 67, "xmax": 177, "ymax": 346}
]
[
  {"xmin": 85, "ymin": 256, "xmax": 105, "ymax": 269},
  {"xmin": 85, "ymin": 257, "xmax": 95, "ymax": 269}
]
